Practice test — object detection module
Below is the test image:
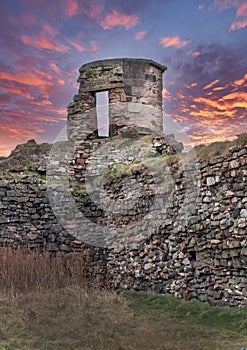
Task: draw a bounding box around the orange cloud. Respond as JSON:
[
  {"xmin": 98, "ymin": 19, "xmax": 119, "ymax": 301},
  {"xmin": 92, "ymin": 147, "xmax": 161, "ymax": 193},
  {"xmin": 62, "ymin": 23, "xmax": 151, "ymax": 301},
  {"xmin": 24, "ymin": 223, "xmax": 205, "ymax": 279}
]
[
  {"xmin": 0, "ymin": 123, "xmax": 45, "ymax": 157},
  {"xmin": 184, "ymin": 82, "xmax": 197, "ymax": 89},
  {"xmin": 22, "ymin": 34, "xmax": 68, "ymax": 52},
  {"xmin": 162, "ymin": 87, "xmax": 174, "ymax": 101},
  {"xmin": 160, "ymin": 36, "xmax": 190, "ymax": 49},
  {"xmin": 233, "ymin": 73, "xmax": 247, "ymax": 86},
  {"xmin": 65, "ymin": 0, "xmax": 78, "ymax": 17},
  {"xmin": 193, "ymin": 96, "xmax": 226, "ymax": 110},
  {"xmin": 0, "ymin": 70, "xmax": 53, "ymax": 97},
  {"xmin": 100, "ymin": 10, "xmax": 139, "ymax": 30},
  {"xmin": 135, "ymin": 31, "xmax": 147, "ymax": 40},
  {"xmin": 213, "ymin": 86, "xmax": 227, "ymax": 91},
  {"xmin": 49, "ymin": 61, "xmax": 60, "ymax": 75},
  {"xmin": 31, "ymin": 99, "xmax": 53, "ymax": 107},
  {"xmin": 203, "ymin": 79, "xmax": 219, "ymax": 90},
  {"xmin": 222, "ymin": 91, "xmax": 247, "ymax": 109},
  {"xmin": 1, "ymin": 81, "xmax": 34, "ymax": 100}
]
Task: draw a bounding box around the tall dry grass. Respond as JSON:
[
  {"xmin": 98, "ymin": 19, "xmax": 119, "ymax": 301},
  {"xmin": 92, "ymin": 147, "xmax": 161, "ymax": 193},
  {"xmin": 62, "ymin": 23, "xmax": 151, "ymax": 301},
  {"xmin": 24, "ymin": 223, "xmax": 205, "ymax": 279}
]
[{"xmin": 0, "ymin": 247, "xmax": 97, "ymax": 296}]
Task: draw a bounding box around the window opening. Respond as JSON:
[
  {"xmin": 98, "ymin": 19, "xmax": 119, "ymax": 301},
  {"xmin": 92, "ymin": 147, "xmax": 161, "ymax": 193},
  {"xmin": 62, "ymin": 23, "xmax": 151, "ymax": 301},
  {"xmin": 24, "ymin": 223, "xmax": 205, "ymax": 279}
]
[{"xmin": 96, "ymin": 91, "xmax": 109, "ymax": 137}]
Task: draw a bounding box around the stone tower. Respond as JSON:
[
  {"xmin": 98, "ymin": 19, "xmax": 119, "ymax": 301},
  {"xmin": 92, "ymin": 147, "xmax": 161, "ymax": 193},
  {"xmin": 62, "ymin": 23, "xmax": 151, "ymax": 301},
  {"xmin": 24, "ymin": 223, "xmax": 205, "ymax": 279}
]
[{"xmin": 67, "ymin": 58, "xmax": 167, "ymax": 141}]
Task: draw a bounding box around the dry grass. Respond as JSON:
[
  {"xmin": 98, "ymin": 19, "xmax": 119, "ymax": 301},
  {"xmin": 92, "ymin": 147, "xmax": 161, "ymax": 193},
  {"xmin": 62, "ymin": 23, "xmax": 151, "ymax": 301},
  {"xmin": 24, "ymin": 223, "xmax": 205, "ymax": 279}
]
[
  {"xmin": 0, "ymin": 247, "xmax": 93, "ymax": 296},
  {"xmin": 193, "ymin": 132, "xmax": 247, "ymax": 161},
  {"xmin": 0, "ymin": 248, "xmax": 246, "ymax": 349}
]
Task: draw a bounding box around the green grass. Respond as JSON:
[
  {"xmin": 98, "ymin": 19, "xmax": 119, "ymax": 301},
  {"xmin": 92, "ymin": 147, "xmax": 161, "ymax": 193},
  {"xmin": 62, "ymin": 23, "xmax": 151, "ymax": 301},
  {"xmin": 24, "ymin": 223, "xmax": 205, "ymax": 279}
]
[
  {"xmin": 0, "ymin": 289, "xmax": 246, "ymax": 350},
  {"xmin": 103, "ymin": 154, "xmax": 180, "ymax": 183}
]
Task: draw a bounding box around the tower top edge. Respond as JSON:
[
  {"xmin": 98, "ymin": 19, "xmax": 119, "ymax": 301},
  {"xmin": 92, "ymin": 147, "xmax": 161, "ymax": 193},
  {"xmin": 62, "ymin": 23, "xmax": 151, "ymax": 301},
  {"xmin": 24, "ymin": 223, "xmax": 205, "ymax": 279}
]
[{"xmin": 79, "ymin": 58, "xmax": 167, "ymax": 73}]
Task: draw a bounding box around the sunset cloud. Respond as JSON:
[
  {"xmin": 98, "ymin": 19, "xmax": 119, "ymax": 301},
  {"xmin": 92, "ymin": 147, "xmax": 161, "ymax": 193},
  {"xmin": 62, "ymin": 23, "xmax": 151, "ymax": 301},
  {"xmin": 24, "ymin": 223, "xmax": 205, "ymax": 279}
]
[
  {"xmin": 214, "ymin": 0, "xmax": 247, "ymax": 31},
  {"xmin": 193, "ymin": 51, "xmax": 201, "ymax": 57},
  {"xmin": 22, "ymin": 34, "xmax": 68, "ymax": 52},
  {"xmin": 0, "ymin": 0, "xmax": 246, "ymax": 156},
  {"xmin": 135, "ymin": 31, "xmax": 147, "ymax": 40},
  {"xmin": 160, "ymin": 36, "xmax": 190, "ymax": 49},
  {"xmin": 0, "ymin": 69, "xmax": 54, "ymax": 97},
  {"xmin": 1, "ymin": 80, "xmax": 34, "ymax": 101},
  {"xmin": 203, "ymin": 79, "xmax": 219, "ymax": 90},
  {"xmin": 48, "ymin": 61, "xmax": 60, "ymax": 75},
  {"xmin": 0, "ymin": 119, "xmax": 45, "ymax": 157},
  {"xmin": 88, "ymin": 40, "xmax": 98, "ymax": 52},
  {"xmin": 230, "ymin": 18, "xmax": 247, "ymax": 31},
  {"xmin": 83, "ymin": 1, "xmax": 103, "ymax": 20},
  {"xmin": 234, "ymin": 73, "xmax": 247, "ymax": 86},
  {"xmin": 222, "ymin": 91, "xmax": 247, "ymax": 109},
  {"xmin": 100, "ymin": 10, "xmax": 139, "ymax": 30},
  {"xmin": 65, "ymin": 0, "xmax": 78, "ymax": 17},
  {"xmin": 68, "ymin": 40, "xmax": 86, "ymax": 52},
  {"xmin": 42, "ymin": 24, "xmax": 58, "ymax": 35},
  {"xmin": 162, "ymin": 42, "xmax": 247, "ymax": 147}
]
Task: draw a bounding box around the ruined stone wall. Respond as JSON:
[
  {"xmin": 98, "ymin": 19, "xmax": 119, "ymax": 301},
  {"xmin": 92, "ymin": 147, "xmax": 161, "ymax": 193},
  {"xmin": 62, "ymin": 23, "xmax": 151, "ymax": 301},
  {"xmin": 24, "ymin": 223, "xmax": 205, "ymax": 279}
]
[
  {"xmin": 0, "ymin": 176, "xmax": 107, "ymax": 281},
  {"xmin": 105, "ymin": 144, "xmax": 247, "ymax": 307},
  {"xmin": 0, "ymin": 143, "xmax": 246, "ymax": 306}
]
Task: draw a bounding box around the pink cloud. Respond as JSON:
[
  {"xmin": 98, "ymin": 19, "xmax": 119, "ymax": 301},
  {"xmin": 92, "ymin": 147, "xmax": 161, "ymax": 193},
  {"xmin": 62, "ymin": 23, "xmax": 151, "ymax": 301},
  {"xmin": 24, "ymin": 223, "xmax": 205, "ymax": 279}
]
[
  {"xmin": 48, "ymin": 61, "xmax": 60, "ymax": 75},
  {"xmin": 89, "ymin": 40, "xmax": 98, "ymax": 52},
  {"xmin": 42, "ymin": 24, "xmax": 58, "ymax": 35},
  {"xmin": 236, "ymin": 2, "xmax": 247, "ymax": 16},
  {"xmin": 230, "ymin": 18, "xmax": 247, "ymax": 30},
  {"xmin": 100, "ymin": 10, "xmax": 139, "ymax": 30},
  {"xmin": 83, "ymin": 2, "xmax": 104, "ymax": 20},
  {"xmin": 0, "ymin": 70, "xmax": 53, "ymax": 97},
  {"xmin": 193, "ymin": 51, "xmax": 201, "ymax": 57},
  {"xmin": 22, "ymin": 34, "xmax": 68, "ymax": 52},
  {"xmin": 1, "ymin": 80, "xmax": 34, "ymax": 100},
  {"xmin": 213, "ymin": 0, "xmax": 243, "ymax": 12},
  {"xmin": 160, "ymin": 36, "xmax": 191, "ymax": 49},
  {"xmin": 214, "ymin": 0, "xmax": 247, "ymax": 31},
  {"xmin": 68, "ymin": 40, "xmax": 86, "ymax": 52},
  {"xmin": 65, "ymin": 0, "xmax": 78, "ymax": 17},
  {"xmin": 198, "ymin": 4, "xmax": 205, "ymax": 10},
  {"xmin": 135, "ymin": 30, "xmax": 147, "ymax": 40}
]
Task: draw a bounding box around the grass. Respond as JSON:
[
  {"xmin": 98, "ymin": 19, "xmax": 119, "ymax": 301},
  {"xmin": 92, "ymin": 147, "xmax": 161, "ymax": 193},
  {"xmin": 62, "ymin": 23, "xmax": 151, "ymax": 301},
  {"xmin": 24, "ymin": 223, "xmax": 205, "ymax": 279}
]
[
  {"xmin": 193, "ymin": 132, "xmax": 247, "ymax": 161},
  {"xmin": 0, "ymin": 248, "xmax": 91, "ymax": 296},
  {"xmin": 0, "ymin": 248, "xmax": 246, "ymax": 350},
  {"xmin": 0, "ymin": 289, "xmax": 246, "ymax": 350},
  {"xmin": 103, "ymin": 154, "xmax": 180, "ymax": 183}
]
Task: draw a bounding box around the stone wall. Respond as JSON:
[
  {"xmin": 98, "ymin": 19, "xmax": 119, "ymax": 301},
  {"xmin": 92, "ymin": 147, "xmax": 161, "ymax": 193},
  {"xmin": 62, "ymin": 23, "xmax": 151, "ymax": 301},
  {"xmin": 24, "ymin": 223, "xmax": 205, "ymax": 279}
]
[
  {"xmin": 0, "ymin": 141, "xmax": 246, "ymax": 306},
  {"xmin": 0, "ymin": 175, "xmax": 107, "ymax": 282},
  {"xmin": 105, "ymin": 144, "xmax": 247, "ymax": 307}
]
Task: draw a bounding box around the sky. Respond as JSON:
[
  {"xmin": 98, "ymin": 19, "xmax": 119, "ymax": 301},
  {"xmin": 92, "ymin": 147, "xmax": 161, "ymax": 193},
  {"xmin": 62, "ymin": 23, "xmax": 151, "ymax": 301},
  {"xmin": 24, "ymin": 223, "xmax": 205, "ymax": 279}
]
[{"xmin": 0, "ymin": 0, "xmax": 247, "ymax": 156}]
